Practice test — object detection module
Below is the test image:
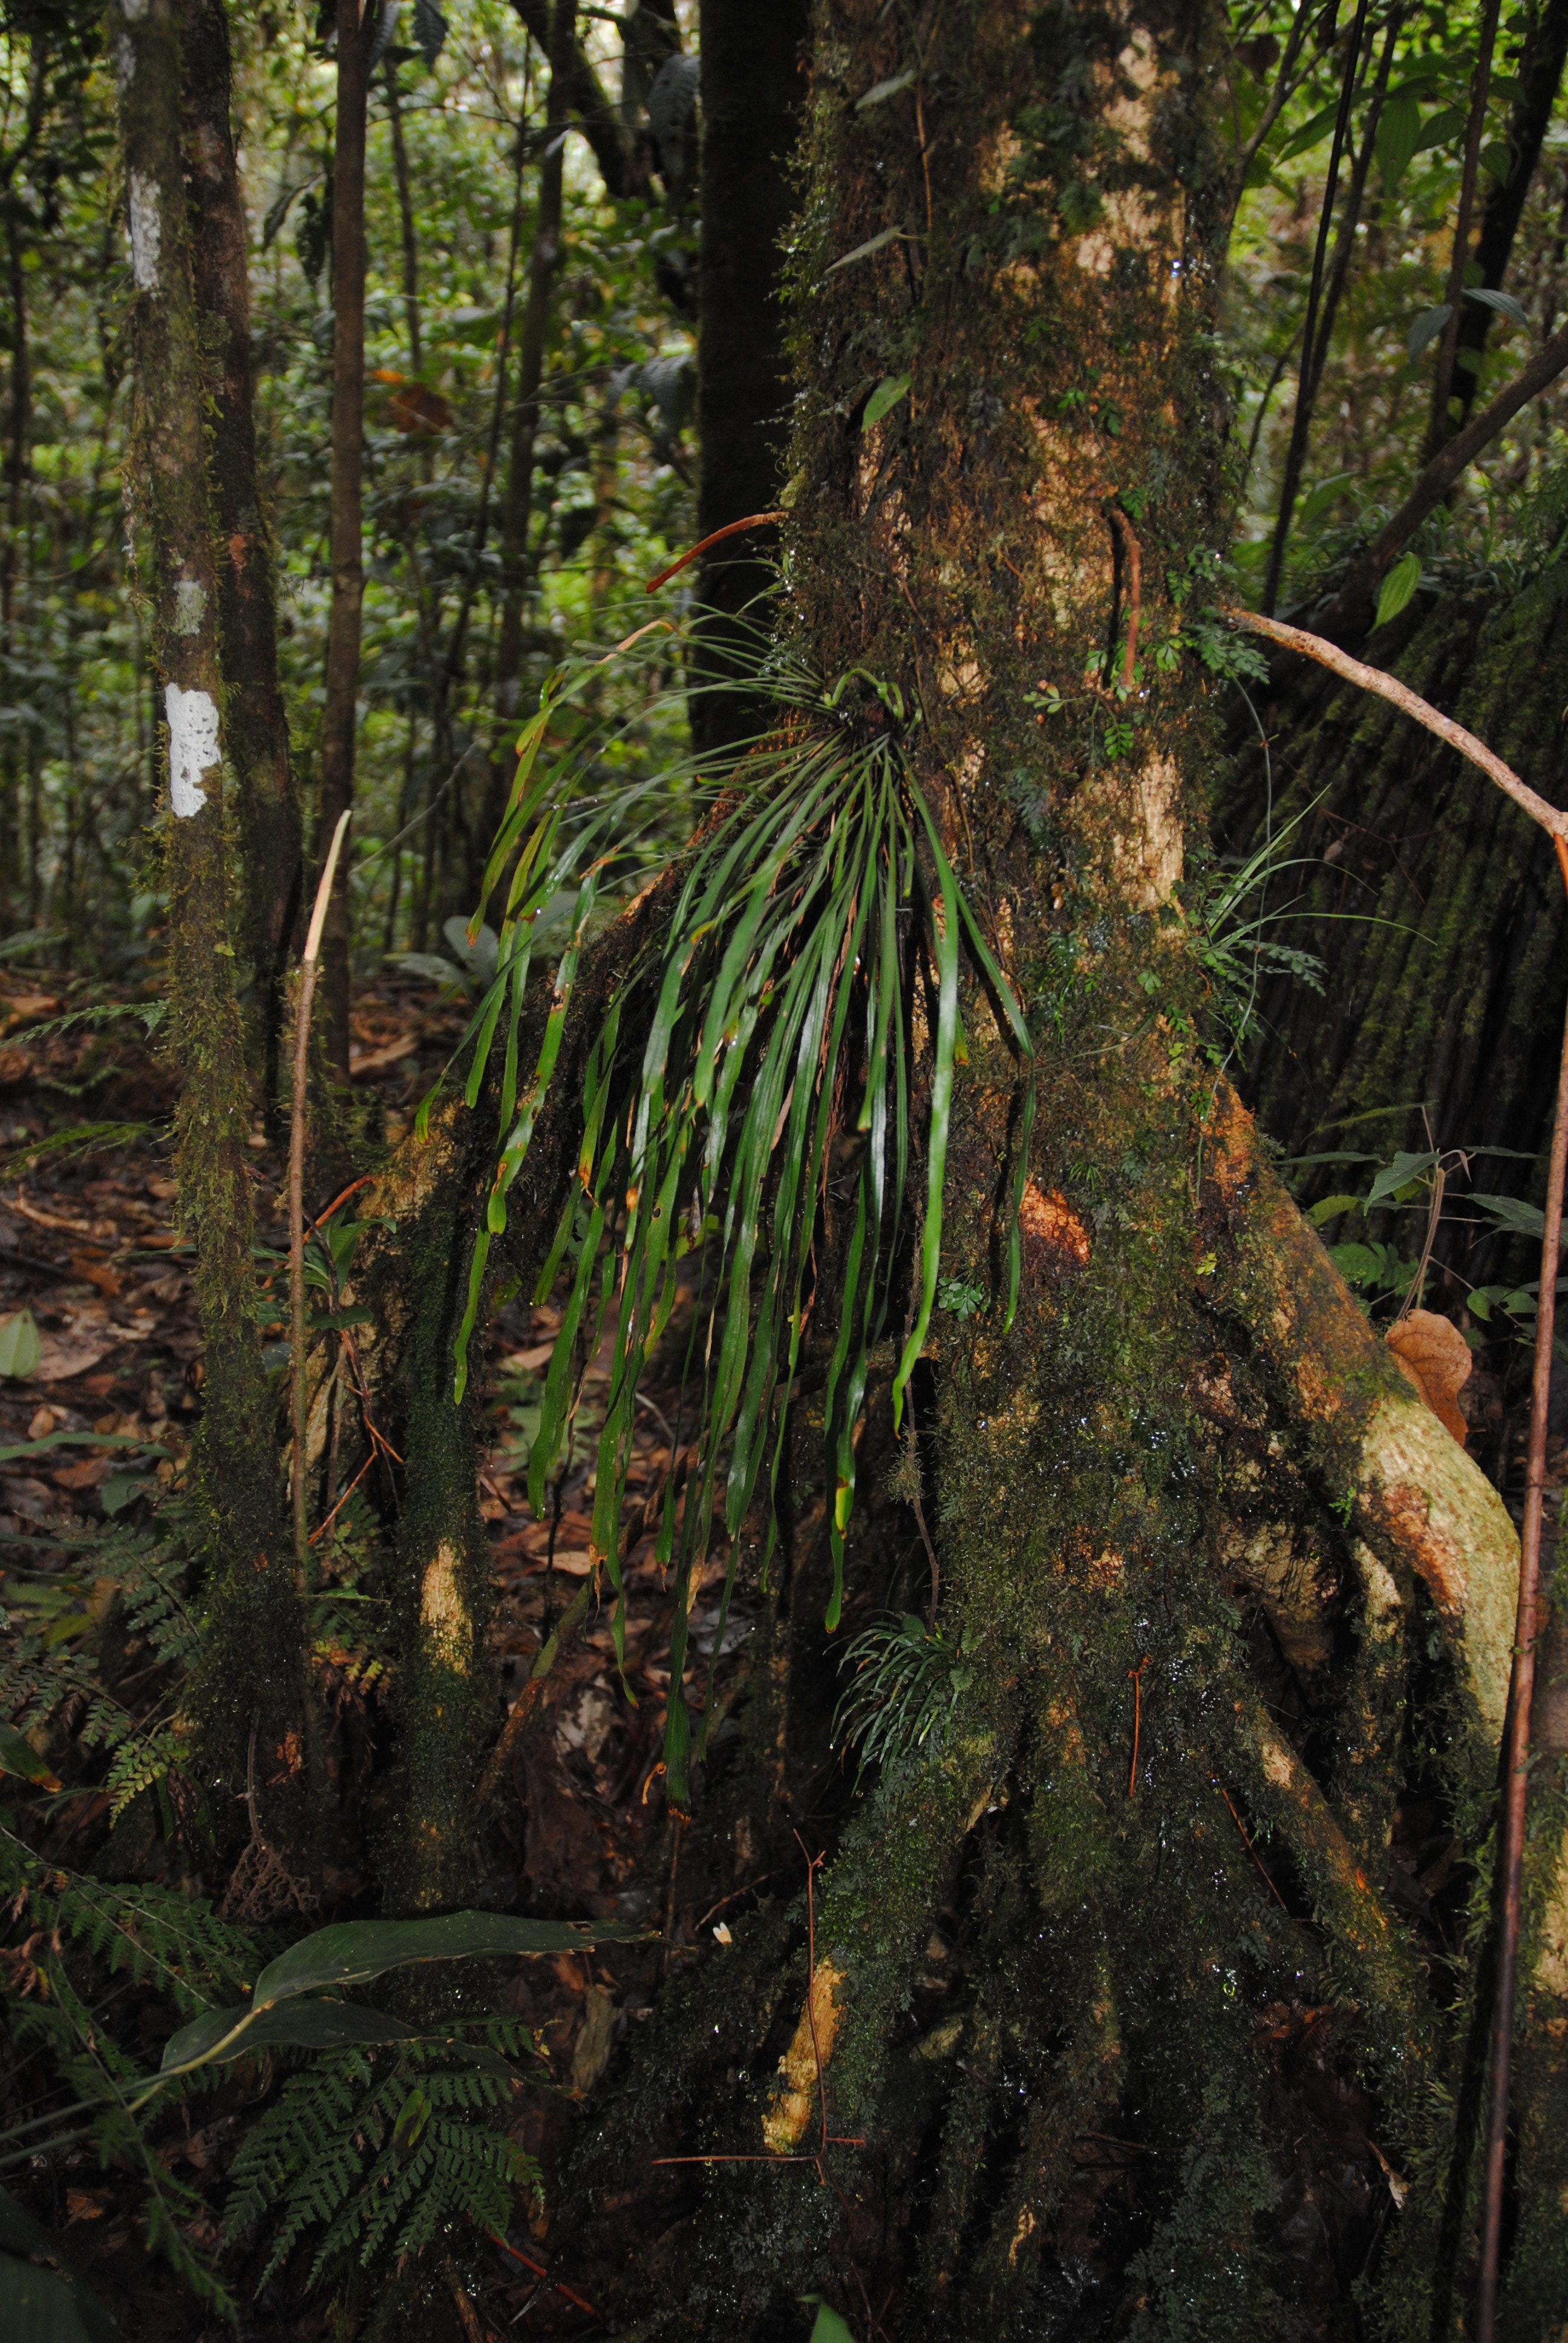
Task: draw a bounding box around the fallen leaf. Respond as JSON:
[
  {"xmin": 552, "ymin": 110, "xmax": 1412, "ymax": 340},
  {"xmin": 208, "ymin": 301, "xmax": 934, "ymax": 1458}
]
[
  {"xmin": 34, "ymin": 1332, "xmax": 118, "ymax": 1382},
  {"xmin": 349, "ymin": 1034, "xmax": 417, "ymax": 1076},
  {"xmin": 1385, "ymin": 1309, "xmax": 1471, "ymax": 1444},
  {"xmin": 65, "ymin": 2191, "xmax": 106, "ymax": 2222},
  {"xmin": 388, "ymin": 381, "xmax": 452, "ymax": 435},
  {"xmin": 502, "ymin": 1342, "xmax": 558, "ymax": 1373}
]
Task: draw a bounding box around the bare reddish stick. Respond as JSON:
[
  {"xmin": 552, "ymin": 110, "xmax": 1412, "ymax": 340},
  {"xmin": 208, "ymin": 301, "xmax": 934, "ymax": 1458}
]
[
  {"xmin": 645, "ymin": 510, "xmax": 786, "ymax": 595},
  {"xmin": 1224, "ymin": 603, "xmax": 1566, "ymax": 2341}
]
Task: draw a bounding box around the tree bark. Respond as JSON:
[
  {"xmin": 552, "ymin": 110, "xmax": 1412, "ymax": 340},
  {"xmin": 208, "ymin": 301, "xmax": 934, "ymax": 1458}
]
[
  {"xmin": 483, "ymin": 0, "xmax": 573, "ymax": 847},
  {"xmin": 546, "ymin": 5, "xmax": 1567, "ymax": 2330},
  {"xmin": 689, "ymin": 0, "xmax": 807, "ymax": 750},
  {"xmin": 1452, "ymin": 0, "xmax": 1568, "ymax": 427},
  {"xmin": 318, "ymin": 0, "xmax": 371, "ymax": 1080},
  {"xmin": 179, "ymin": 0, "xmax": 304, "ymax": 1107},
  {"xmin": 113, "ymin": 0, "xmax": 314, "ymax": 1856}
]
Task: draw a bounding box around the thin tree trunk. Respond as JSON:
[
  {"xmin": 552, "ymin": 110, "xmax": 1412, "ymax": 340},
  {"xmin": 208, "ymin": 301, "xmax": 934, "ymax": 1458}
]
[
  {"xmin": 114, "ymin": 0, "xmax": 315, "ymax": 1855},
  {"xmin": 180, "ymin": 0, "xmax": 304, "ymax": 1109},
  {"xmin": 318, "ymin": 0, "xmax": 372, "ymax": 1079},
  {"xmin": 1426, "ymin": 0, "xmax": 1503, "ymax": 453},
  {"xmin": 483, "ymin": 0, "xmax": 573, "ymax": 845},
  {"xmin": 0, "ymin": 213, "xmax": 28, "ymax": 925},
  {"xmin": 383, "ymin": 58, "xmax": 424, "ymax": 388},
  {"xmin": 690, "ymin": 0, "xmax": 807, "ymax": 749}
]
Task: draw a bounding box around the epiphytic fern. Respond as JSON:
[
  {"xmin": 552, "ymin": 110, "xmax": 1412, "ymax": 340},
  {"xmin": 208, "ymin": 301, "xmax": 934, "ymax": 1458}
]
[
  {"xmin": 223, "ymin": 2024, "xmax": 541, "ymax": 2286},
  {"xmin": 834, "ymin": 1612, "xmax": 975, "ymax": 1780}
]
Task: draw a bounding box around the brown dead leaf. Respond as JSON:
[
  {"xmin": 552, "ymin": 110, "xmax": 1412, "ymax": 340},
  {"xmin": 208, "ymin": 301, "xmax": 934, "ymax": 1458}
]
[
  {"xmin": 387, "ymin": 381, "xmax": 452, "ymax": 435},
  {"xmin": 70, "ymin": 1249, "xmax": 122, "ymax": 1299},
  {"xmin": 0, "ymin": 1047, "xmax": 31, "ymax": 1086},
  {"xmin": 53, "ymin": 1455, "xmax": 109, "ymax": 1491},
  {"xmin": 34, "ymin": 1331, "xmax": 118, "ymax": 1382},
  {"xmin": 65, "ymin": 2190, "xmax": 107, "ymax": 2222},
  {"xmin": 1385, "ymin": 1310, "xmax": 1472, "ymax": 1445},
  {"xmin": 1019, "ymin": 1180, "xmax": 1091, "ymax": 1272}
]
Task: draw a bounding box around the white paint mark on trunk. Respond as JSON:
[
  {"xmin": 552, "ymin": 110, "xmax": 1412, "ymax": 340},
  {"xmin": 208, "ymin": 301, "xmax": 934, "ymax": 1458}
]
[
  {"xmin": 119, "ymin": 0, "xmax": 149, "ymax": 18},
  {"xmin": 128, "ymin": 172, "xmax": 160, "ymax": 293},
  {"xmin": 165, "ymin": 683, "xmax": 219, "ymax": 818},
  {"xmin": 114, "ymin": 32, "xmax": 135, "ymax": 91}
]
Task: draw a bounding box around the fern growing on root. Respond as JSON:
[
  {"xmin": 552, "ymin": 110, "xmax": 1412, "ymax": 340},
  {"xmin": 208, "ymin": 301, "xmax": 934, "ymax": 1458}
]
[{"xmin": 438, "ymin": 640, "xmax": 1034, "ymax": 1807}]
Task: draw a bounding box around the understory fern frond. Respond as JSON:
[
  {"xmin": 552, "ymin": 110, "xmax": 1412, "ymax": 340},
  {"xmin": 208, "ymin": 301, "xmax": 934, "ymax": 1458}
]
[
  {"xmin": 223, "ymin": 2026, "xmax": 540, "ymax": 2287},
  {"xmin": 440, "ymin": 634, "xmax": 1034, "ymax": 1806}
]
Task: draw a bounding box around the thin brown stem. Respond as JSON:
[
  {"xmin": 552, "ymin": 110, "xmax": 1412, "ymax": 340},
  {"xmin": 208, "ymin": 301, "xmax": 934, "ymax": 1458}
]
[
  {"xmin": 1474, "ymin": 834, "xmax": 1568, "ymax": 2343},
  {"xmin": 1108, "ymin": 503, "xmax": 1142, "ymax": 690},
  {"xmin": 1220, "ymin": 605, "xmax": 1568, "ymax": 842},
  {"xmin": 290, "ymin": 811, "xmax": 351, "ymax": 1577}
]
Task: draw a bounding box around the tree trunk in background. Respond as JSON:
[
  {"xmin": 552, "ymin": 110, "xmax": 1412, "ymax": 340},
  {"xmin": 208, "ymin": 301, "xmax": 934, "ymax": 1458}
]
[
  {"xmin": 180, "ymin": 0, "xmax": 303, "ymax": 1109},
  {"xmin": 0, "ymin": 214, "xmax": 28, "ymax": 925},
  {"xmin": 1215, "ymin": 584, "xmax": 1568, "ymax": 1272},
  {"xmin": 114, "ymin": 0, "xmax": 314, "ymax": 1858},
  {"xmin": 1452, "ymin": 0, "xmax": 1568, "ymax": 426},
  {"xmin": 689, "ymin": 0, "xmax": 806, "ymax": 750},
  {"xmin": 318, "ymin": 0, "xmax": 371, "ymax": 1080},
  {"xmin": 555, "ymin": 5, "xmax": 1566, "ymax": 2333},
  {"xmin": 483, "ymin": 0, "xmax": 573, "ymax": 853}
]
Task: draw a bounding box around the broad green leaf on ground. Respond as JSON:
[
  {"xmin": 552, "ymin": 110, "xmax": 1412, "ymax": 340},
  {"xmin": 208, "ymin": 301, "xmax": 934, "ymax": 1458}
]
[{"xmin": 0, "ymin": 1311, "xmax": 41, "ymax": 1379}]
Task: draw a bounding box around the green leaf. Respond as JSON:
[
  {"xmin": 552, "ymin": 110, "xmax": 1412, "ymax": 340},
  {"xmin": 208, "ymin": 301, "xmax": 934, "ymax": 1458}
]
[
  {"xmin": 250, "ymin": 1910, "xmax": 645, "ymax": 2010},
  {"xmin": 808, "ymin": 2305, "xmax": 857, "ymax": 2343},
  {"xmin": 862, "ymin": 373, "xmax": 912, "ymax": 430},
  {"xmin": 1276, "ymin": 100, "xmax": 1341, "ymax": 162},
  {"xmin": 1413, "ymin": 102, "xmax": 1466, "ymax": 153},
  {"xmin": 1375, "ymin": 89, "xmax": 1421, "ymax": 191},
  {"xmin": 1374, "ymin": 552, "xmax": 1422, "ymax": 629},
  {"xmin": 1471, "ymin": 1191, "xmax": 1546, "ymax": 1238},
  {"xmin": 855, "ymin": 69, "xmax": 915, "ymax": 110},
  {"xmin": 1367, "ymin": 1147, "xmax": 1439, "ymax": 1205},
  {"xmin": 0, "ymin": 1309, "xmax": 41, "ymax": 1380},
  {"xmin": 0, "ymin": 1719, "xmax": 60, "ymax": 1789},
  {"xmin": 1464, "ymin": 284, "xmax": 1529, "ymax": 332},
  {"xmin": 1406, "ymin": 304, "xmax": 1451, "ymax": 362},
  {"xmin": 1306, "ymin": 1192, "xmax": 1363, "ymax": 1227},
  {"xmin": 1296, "ymin": 472, "xmax": 1353, "ymax": 528},
  {"xmin": 160, "ymin": 1999, "xmax": 425, "ymax": 2071},
  {"xmin": 0, "ymin": 1431, "xmax": 164, "ymax": 1465},
  {"xmin": 0, "ymin": 2255, "xmax": 111, "ymax": 2343},
  {"xmin": 0, "ymin": 2192, "xmax": 120, "ymax": 2343}
]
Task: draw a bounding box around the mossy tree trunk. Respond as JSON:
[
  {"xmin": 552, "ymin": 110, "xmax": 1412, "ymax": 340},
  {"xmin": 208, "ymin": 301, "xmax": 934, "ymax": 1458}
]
[
  {"xmin": 555, "ymin": 6, "xmax": 1568, "ymax": 2335},
  {"xmin": 114, "ymin": 0, "xmax": 314, "ymax": 1850},
  {"xmin": 179, "ymin": 0, "xmax": 303, "ymax": 1106}
]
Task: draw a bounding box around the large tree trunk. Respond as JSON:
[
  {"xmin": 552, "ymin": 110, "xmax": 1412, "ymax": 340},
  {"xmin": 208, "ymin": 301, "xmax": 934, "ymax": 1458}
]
[{"xmin": 539, "ymin": 5, "xmax": 1566, "ymax": 2333}]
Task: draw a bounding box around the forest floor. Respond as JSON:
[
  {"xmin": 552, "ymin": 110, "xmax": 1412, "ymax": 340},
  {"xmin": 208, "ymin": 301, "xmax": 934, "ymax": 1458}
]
[
  {"xmin": 0, "ymin": 962, "xmax": 774, "ymax": 2340},
  {"xmin": 0, "ymin": 960, "xmax": 1560, "ymax": 2341}
]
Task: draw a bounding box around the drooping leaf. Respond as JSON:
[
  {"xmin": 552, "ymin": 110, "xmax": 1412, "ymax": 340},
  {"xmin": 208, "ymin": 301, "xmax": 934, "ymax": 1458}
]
[
  {"xmin": 1374, "ymin": 552, "xmax": 1422, "ymax": 629},
  {"xmin": 1406, "ymin": 303, "xmax": 1452, "ymax": 362},
  {"xmin": 0, "ymin": 2255, "xmax": 111, "ymax": 2343},
  {"xmin": 1471, "ymin": 1191, "xmax": 1546, "ymax": 1238},
  {"xmin": 855, "ymin": 70, "xmax": 915, "ymax": 110},
  {"xmin": 862, "ymin": 373, "xmax": 912, "ymax": 430},
  {"xmin": 1375, "ymin": 90, "xmax": 1422, "ymax": 191},
  {"xmin": 1463, "ymin": 284, "xmax": 1530, "ymax": 332}
]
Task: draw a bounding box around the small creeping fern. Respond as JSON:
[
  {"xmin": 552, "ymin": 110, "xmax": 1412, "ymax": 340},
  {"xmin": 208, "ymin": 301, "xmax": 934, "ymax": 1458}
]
[
  {"xmin": 436, "ymin": 635, "xmax": 1033, "ymax": 1806},
  {"xmin": 834, "ymin": 1612, "xmax": 975, "ymax": 1780}
]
